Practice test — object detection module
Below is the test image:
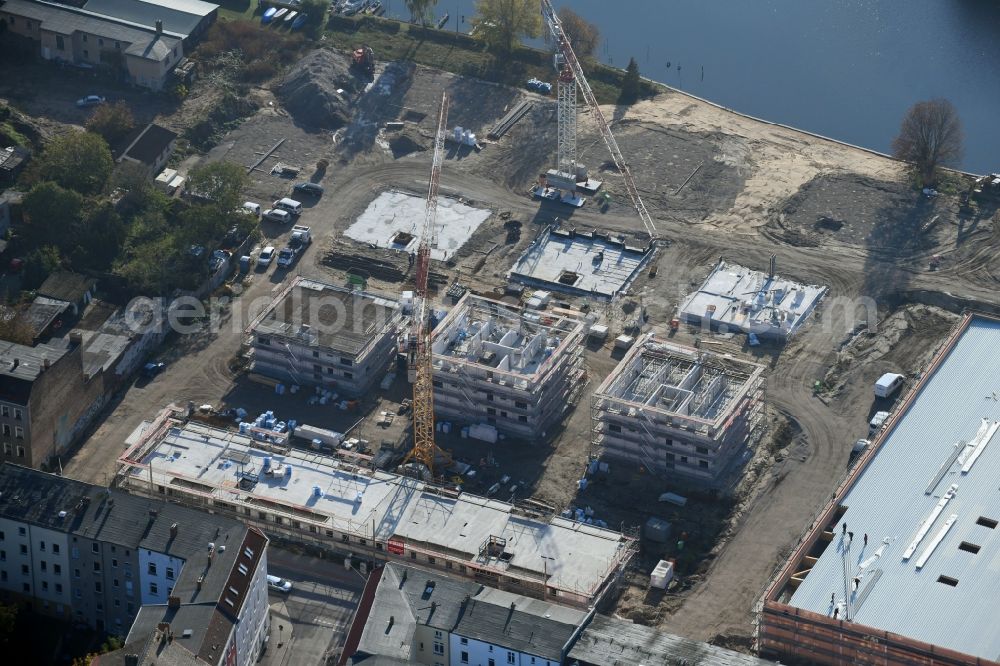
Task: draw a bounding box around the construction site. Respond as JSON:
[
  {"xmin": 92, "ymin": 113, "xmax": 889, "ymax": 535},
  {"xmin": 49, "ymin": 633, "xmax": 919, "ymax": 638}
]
[
  {"xmin": 592, "ymin": 334, "xmax": 766, "ymax": 485},
  {"xmin": 24, "ymin": 0, "xmax": 995, "ymax": 658}
]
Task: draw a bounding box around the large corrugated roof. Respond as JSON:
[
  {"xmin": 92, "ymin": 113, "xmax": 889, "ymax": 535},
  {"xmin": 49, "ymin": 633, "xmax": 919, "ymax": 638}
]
[
  {"xmin": 83, "ymin": 0, "xmax": 216, "ymax": 37},
  {"xmin": 789, "ymin": 315, "xmax": 1000, "ymax": 661}
]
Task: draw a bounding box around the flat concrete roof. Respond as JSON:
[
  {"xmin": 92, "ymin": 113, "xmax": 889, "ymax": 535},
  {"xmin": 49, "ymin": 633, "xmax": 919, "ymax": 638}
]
[
  {"xmin": 252, "ymin": 279, "xmax": 399, "ymax": 356},
  {"xmin": 679, "ymin": 261, "xmax": 826, "ymax": 338},
  {"xmin": 127, "ymin": 420, "xmax": 628, "ymax": 597},
  {"xmin": 787, "ymin": 314, "xmax": 1000, "ymax": 661},
  {"xmin": 343, "ymin": 190, "xmax": 491, "ymax": 261},
  {"xmin": 508, "ymin": 227, "xmax": 651, "ymax": 298}
]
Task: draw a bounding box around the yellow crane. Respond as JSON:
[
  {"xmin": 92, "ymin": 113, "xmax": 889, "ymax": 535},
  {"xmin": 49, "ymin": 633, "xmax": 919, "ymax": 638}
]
[{"xmin": 403, "ymin": 92, "xmax": 452, "ymax": 476}]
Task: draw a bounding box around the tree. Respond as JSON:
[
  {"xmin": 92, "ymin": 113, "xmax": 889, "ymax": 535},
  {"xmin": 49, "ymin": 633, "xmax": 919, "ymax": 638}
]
[
  {"xmin": 472, "ymin": 0, "xmax": 542, "ymax": 54},
  {"xmin": 185, "ymin": 161, "xmax": 249, "ymax": 214},
  {"xmin": 85, "ymin": 101, "xmax": 135, "ymax": 146},
  {"xmin": 21, "ymin": 182, "xmax": 84, "ymax": 248},
  {"xmin": 892, "ymin": 98, "xmax": 964, "ymax": 186},
  {"xmin": 619, "ymin": 57, "xmax": 641, "ymax": 104},
  {"xmin": 73, "ymin": 202, "xmax": 125, "ymax": 270},
  {"xmin": 404, "ymin": 0, "xmax": 437, "ymax": 24},
  {"xmin": 556, "ymin": 7, "xmax": 599, "ymax": 58},
  {"xmin": 28, "ymin": 131, "xmax": 113, "ymax": 195},
  {"xmin": 22, "ymin": 245, "xmax": 62, "ymax": 291}
]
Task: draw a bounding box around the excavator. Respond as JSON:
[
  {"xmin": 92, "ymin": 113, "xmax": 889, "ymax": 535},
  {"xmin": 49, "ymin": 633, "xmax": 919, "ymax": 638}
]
[{"xmin": 351, "ymin": 45, "xmax": 375, "ymax": 78}]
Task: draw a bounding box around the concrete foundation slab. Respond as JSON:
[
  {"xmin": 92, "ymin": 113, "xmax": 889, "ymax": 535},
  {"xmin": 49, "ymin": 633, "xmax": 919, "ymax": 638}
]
[
  {"xmin": 509, "ymin": 227, "xmax": 652, "ymax": 298},
  {"xmin": 344, "ymin": 190, "xmax": 491, "ymax": 260}
]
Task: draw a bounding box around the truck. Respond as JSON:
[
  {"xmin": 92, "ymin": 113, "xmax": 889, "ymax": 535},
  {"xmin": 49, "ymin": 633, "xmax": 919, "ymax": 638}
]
[{"xmin": 276, "ymin": 225, "xmax": 311, "ymax": 268}]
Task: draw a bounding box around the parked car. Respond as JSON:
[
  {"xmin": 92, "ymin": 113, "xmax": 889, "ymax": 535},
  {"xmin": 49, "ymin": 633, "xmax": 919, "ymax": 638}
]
[
  {"xmin": 266, "ymin": 574, "xmax": 292, "ymax": 593},
  {"xmin": 293, "ymin": 182, "xmax": 324, "ymax": 197},
  {"xmin": 273, "ymin": 197, "xmax": 303, "ymax": 215},
  {"xmin": 143, "ymin": 362, "xmax": 166, "ymax": 378},
  {"xmin": 258, "ymin": 246, "xmax": 276, "ymax": 267},
  {"xmin": 262, "ymin": 209, "xmax": 291, "ymax": 224},
  {"xmin": 242, "ymin": 201, "xmax": 262, "ymax": 218},
  {"xmin": 869, "ymin": 410, "xmax": 890, "ymax": 436},
  {"xmin": 849, "ymin": 438, "xmax": 870, "ymax": 464},
  {"xmin": 76, "ymin": 95, "xmax": 106, "ymax": 108}
]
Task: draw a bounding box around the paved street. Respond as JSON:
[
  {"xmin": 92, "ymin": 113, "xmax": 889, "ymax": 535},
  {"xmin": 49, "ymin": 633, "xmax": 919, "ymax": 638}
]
[{"xmin": 261, "ymin": 548, "xmax": 366, "ymax": 666}]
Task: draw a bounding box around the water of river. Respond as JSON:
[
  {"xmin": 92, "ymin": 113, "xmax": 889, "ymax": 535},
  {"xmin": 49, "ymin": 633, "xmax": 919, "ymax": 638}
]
[{"xmin": 379, "ymin": 0, "xmax": 1000, "ymax": 174}]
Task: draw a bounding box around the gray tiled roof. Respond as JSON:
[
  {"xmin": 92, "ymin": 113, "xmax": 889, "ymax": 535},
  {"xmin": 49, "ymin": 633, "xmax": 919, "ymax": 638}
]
[
  {"xmin": 567, "ymin": 615, "xmax": 775, "ymax": 666},
  {"xmin": 83, "ymin": 0, "xmax": 216, "ymax": 38},
  {"xmin": 0, "ymin": 0, "xmax": 181, "ymax": 61}
]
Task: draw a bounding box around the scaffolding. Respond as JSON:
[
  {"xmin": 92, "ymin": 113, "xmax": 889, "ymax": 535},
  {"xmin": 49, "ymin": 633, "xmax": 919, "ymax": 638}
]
[{"xmin": 592, "ymin": 334, "xmax": 766, "ymax": 486}]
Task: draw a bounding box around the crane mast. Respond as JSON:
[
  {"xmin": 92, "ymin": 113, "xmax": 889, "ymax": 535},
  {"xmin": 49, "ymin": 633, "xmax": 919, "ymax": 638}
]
[
  {"xmin": 540, "ymin": 0, "xmax": 658, "ymax": 239},
  {"xmin": 404, "ymin": 92, "xmax": 451, "ymax": 476}
]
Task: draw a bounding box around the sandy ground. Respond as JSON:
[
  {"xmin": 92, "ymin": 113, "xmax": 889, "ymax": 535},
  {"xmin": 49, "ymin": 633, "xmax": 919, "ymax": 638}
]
[{"xmin": 11, "ymin": 47, "xmax": 996, "ymax": 653}]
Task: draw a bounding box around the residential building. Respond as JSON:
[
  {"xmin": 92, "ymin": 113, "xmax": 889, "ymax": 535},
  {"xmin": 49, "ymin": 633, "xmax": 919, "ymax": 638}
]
[
  {"xmin": 82, "ymin": 0, "xmax": 217, "ymax": 42},
  {"xmin": 0, "ymin": 146, "xmax": 30, "ymax": 185},
  {"xmin": 248, "ymin": 277, "xmax": 401, "ymax": 397},
  {"xmin": 0, "ymin": 463, "xmax": 267, "ymax": 657},
  {"xmin": 759, "ymin": 313, "xmax": 1000, "ymax": 665},
  {"xmin": 568, "ymin": 614, "xmax": 775, "ymax": 666},
  {"xmin": 592, "ymin": 333, "xmax": 765, "ymax": 486},
  {"xmin": 341, "ymin": 563, "xmax": 589, "ymax": 666},
  {"xmin": 430, "ymin": 293, "xmax": 586, "ymax": 439},
  {"xmin": 115, "ymin": 123, "xmax": 177, "ymax": 176},
  {"xmin": 0, "ymin": 0, "xmax": 188, "ymax": 91},
  {"xmin": 117, "ymin": 411, "xmax": 636, "ymax": 609},
  {"xmin": 0, "ymin": 333, "xmax": 106, "ymax": 469}
]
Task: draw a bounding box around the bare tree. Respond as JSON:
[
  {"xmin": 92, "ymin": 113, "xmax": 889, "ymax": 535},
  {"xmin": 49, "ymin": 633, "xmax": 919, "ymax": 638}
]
[{"xmin": 892, "ymin": 98, "xmax": 963, "ymax": 185}]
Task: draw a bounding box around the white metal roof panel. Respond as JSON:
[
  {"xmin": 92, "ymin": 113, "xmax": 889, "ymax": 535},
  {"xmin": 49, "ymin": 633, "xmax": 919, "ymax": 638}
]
[{"xmin": 789, "ymin": 316, "xmax": 1000, "ymax": 661}]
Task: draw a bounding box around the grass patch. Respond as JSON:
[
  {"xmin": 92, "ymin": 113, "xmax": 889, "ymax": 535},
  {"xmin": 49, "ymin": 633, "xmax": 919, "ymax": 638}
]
[
  {"xmin": 0, "ymin": 121, "xmax": 30, "ymax": 148},
  {"xmin": 321, "ymin": 15, "xmax": 656, "ymax": 106}
]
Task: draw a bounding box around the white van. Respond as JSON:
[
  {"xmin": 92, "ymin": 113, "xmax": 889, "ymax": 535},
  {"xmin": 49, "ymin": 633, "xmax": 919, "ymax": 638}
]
[
  {"xmin": 242, "ymin": 202, "xmax": 262, "ymax": 219},
  {"xmin": 874, "ymin": 372, "xmax": 904, "ymax": 398},
  {"xmin": 273, "ymin": 197, "xmax": 303, "ymax": 216}
]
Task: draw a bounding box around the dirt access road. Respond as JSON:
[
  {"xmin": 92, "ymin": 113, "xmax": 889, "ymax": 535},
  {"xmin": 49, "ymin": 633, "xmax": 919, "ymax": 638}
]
[{"xmin": 57, "ymin": 54, "xmax": 1000, "ymax": 649}]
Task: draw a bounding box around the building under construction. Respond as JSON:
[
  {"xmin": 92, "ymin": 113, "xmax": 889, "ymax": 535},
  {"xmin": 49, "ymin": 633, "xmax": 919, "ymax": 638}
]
[
  {"xmin": 116, "ymin": 408, "xmax": 635, "ymax": 610},
  {"xmin": 592, "ymin": 334, "xmax": 765, "ymax": 485},
  {"xmin": 247, "ymin": 277, "xmax": 401, "ymax": 397},
  {"xmin": 430, "ymin": 293, "xmax": 587, "ymax": 440}
]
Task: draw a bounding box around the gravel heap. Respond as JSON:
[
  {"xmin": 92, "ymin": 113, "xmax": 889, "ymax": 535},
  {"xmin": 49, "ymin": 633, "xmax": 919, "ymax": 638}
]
[{"xmin": 277, "ymin": 49, "xmax": 360, "ymax": 129}]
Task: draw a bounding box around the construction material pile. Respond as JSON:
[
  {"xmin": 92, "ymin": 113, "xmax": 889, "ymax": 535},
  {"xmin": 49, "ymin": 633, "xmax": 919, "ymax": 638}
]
[{"xmin": 277, "ymin": 49, "xmax": 360, "ymax": 129}]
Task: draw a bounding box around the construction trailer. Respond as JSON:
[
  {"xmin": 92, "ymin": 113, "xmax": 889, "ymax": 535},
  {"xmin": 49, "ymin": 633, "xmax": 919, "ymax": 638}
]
[
  {"xmin": 246, "ymin": 277, "xmax": 401, "ymax": 397},
  {"xmin": 116, "ymin": 409, "xmax": 636, "ymax": 610},
  {"xmin": 592, "ymin": 333, "xmax": 765, "ymax": 486},
  {"xmin": 430, "ymin": 292, "xmax": 587, "ymax": 440}
]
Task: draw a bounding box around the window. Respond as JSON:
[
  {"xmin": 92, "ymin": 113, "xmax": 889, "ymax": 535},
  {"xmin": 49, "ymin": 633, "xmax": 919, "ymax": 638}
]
[
  {"xmin": 19, "ymin": 545, "xmax": 26, "ymax": 555},
  {"xmin": 2, "ymin": 425, "xmax": 9, "ymax": 437},
  {"xmin": 56, "ymin": 35, "xmax": 64, "ymax": 50},
  {"xmin": 111, "ymin": 559, "xmax": 117, "ymax": 568},
  {"xmin": 937, "ymin": 575, "xmax": 959, "ymax": 587},
  {"xmin": 665, "ymin": 452, "xmax": 675, "ymax": 461},
  {"xmin": 14, "ymin": 427, "xmax": 22, "ymax": 439},
  {"xmin": 93, "ymin": 562, "xmax": 101, "ymax": 572},
  {"xmin": 515, "ymin": 401, "xmax": 527, "ymax": 409},
  {"xmin": 18, "ymin": 527, "xmax": 25, "ymax": 536},
  {"xmin": 22, "ymin": 583, "xmax": 29, "ymax": 593},
  {"xmin": 114, "ymin": 599, "xmax": 120, "ymax": 608},
  {"xmin": 0, "ymin": 530, "xmax": 3, "ymax": 540},
  {"xmin": 696, "ymin": 446, "xmax": 708, "ymax": 454},
  {"xmin": 75, "ymin": 589, "xmax": 81, "ymax": 599},
  {"xmin": 40, "ymin": 560, "xmax": 46, "ymax": 572},
  {"xmin": 433, "ymin": 643, "xmax": 444, "ymax": 655},
  {"xmin": 1, "ymin": 407, "xmax": 7, "ymax": 417},
  {"xmin": 99, "ymin": 38, "xmax": 104, "ymax": 46},
  {"xmin": 343, "ymin": 371, "xmax": 353, "ymax": 379},
  {"xmin": 149, "ymin": 582, "xmax": 158, "ymax": 595},
  {"xmin": 92, "ymin": 543, "xmax": 99, "ymax": 554},
  {"xmin": 166, "ymin": 567, "xmax": 174, "ymax": 580},
  {"xmin": 95, "ymin": 581, "xmax": 102, "ymax": 592},
  {"xmin": 0, "ymin": 551, "xmax": 4, "ymax": 562},
  {"xmin": 83, "ymin": 50, "xmax": 89, "ymax": 58},
  {"xmin": 958, "ymin": 541, "xmax": 981, "ymax": 554},
  {"xmin": 42, "ymin": 581, "xmax": 48, "ymax": 591},
  {"xmin": 113, "ymin": 579, "xmax": 119, "ymax": 588},
  {"xmin": 313, "ymin": 351, "xmax": 320, "ymax": 358},
  {"xmin": 699, "ymin": 460, "xmax": 709, "ymax": 468},
  {"xmin": 82, "ymin": 34, "xmax": 87, "ymax": 42},
  {"xmin": 115, "ymin": 41, "xmax": 121, "ymax": 49},
  {"xmin": 15, "ymin": 446, "xmax": 23, "ymax": 458},
  {"xmin": 977, "ymin": 516, "xmax": 998, "ymax": 529},
  {"xmin": 489, "ymin": 660, "xmax": 495, "ymax": 666},
  {"xmin": 487, "ymin": 407, "xmax": 496, "ymax": 416},
  {"xmin": 53, "ymin": 564, "xmax": 60, "ymax": 575},
  {"xmin": 3, "ymin": 442, "xmax": 10, "ymax": 455},
  {"xmin": 427, "ymin": 556, "xmax": 435, "ymax": 564},
  {"xmin": 461, "ymin": 652, "xmax": 469, "ymax": 664},
  {"xmin": 340, "ymin": 357, "xmax": 353, "ymax": 366},
  {"xmin": 74, "ymin": 569, "xmax": 80, "ymax": 579},
  {"xmin": 55, "ymin": 583, "xmax": 62, "ymax": 594},
  {"xmin": 507, "ymin": 652, "xmax": 515, "ymax": 664},
  {"xmin": 460, "ymin": 638, "xmax": 468, "ymax": 645},
  {"xmin": 433, "ymin": 380, "xmax": 443, "ymax": 389},
  {"xmin": 680, "ymin": 456, "xmax": 689, "ymax": 464},
  {"xmin": 12, "ymin": 409, "xmax": 20, "ymax": 421},
  {"xmin": 486, "ymin": 392, "xmax": 495, "ymax": 402},
  {"xmin": 410, "ymin": 551, "xmax": 417, "ymax": 560},
  {"xmin": 147, "ymin": 563, "xmax": 156, "ymax": 576},
  {"xmin": 127, "ymin": 602, "xmax": 134, "ymax": 613},
  {"xmin": 518, "ymin": 415, "xmax": 528, "ymax": 423},
  {"xmin": 608, "ymin": 424, "xmax": 621, "ymax": 433},
  {"xmin": 0, "ymin": 571, "xmax": 6, "ymax": 582},
  {"xmin": 51, "ymin": 544, "xmax": 58, "ymax": 554}
]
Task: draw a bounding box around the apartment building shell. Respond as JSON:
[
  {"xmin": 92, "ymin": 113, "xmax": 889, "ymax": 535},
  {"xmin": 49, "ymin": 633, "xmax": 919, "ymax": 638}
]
[
  {"xmin": 592, "ymin": 334, "xmax": 765, "ymax": 485},
  {"xmin": 430, "ymin": 293, "xmax": 586, "ymax": 440}
]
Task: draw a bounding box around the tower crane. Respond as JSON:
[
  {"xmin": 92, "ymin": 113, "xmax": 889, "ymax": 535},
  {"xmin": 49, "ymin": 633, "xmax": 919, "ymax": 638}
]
[
  {"xmin": 540, "ymin": 0, "xmax": 658, "ymax": 240},
  {"xmin": 403, "ymin": 92, "xmax": 452, "ymax": 476}
]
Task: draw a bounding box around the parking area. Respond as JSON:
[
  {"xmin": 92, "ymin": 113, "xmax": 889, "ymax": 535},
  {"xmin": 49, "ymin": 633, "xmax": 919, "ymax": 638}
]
[{"xmin": 262, "ymin": 547, "xmax": 365, "ymax": 666}]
